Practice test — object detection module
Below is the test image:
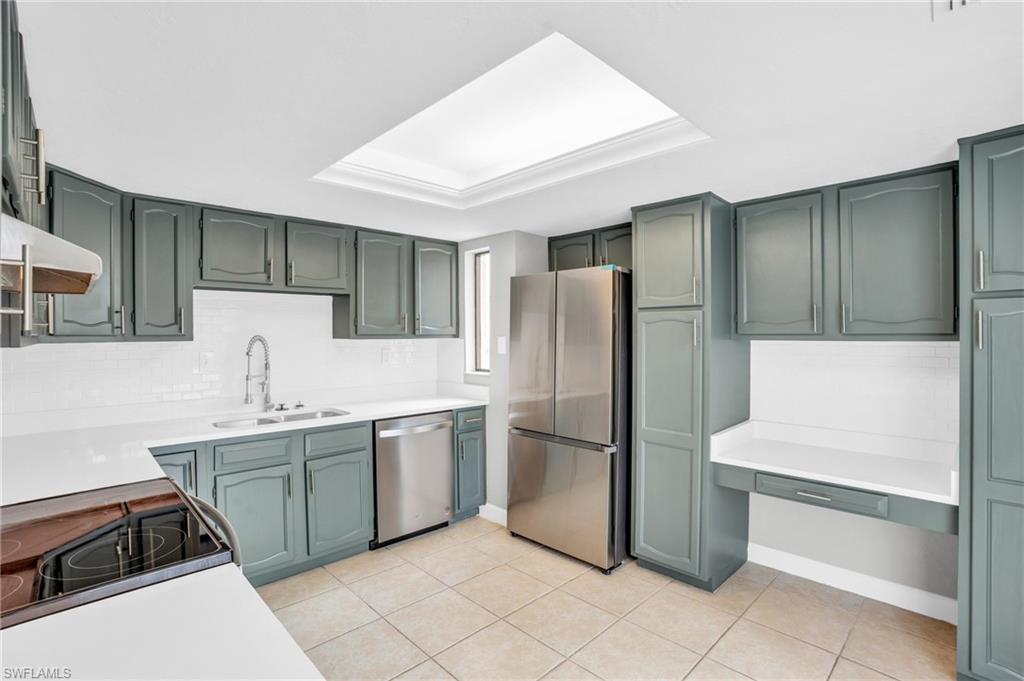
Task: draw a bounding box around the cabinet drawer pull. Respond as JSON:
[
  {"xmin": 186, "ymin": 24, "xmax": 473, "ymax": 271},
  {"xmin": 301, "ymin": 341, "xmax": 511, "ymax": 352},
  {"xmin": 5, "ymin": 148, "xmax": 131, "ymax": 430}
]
[
  {"xmin": 795, "ymin": 491, "xmax": 832, "ymax": 503},
  {"xmin": 464, "ymin": 417, "xmax": 481, "ymax": 424}
]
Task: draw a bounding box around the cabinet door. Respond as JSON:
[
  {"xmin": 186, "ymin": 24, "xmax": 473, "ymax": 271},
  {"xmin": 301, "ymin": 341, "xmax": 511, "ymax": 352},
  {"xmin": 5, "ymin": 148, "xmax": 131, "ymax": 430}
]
[
  {"xmin": 456, "ymin": 430, "xmax": 486, "ymax": 513},
  {"xmin": 1, "ymin": 3, "xmax": 17, "ymax": 190},
  {"xmin": 598, "ymin": 225, "xmax": 632, "ymax": 268},
  {"xmin": 306, "ymin": 450, "xmax": 373, "ymax": 556},
  {"xmin": 970, "ymin": 298, "xmax": 1024, "ymax": 681},
  {"xmin": 285, "ymin": 222, "xmax": 351, "ymax": 292},
  {"xmin": 634, "ymin": 201, "xmax": 703, "ymax": 308},
  {"xmin": 215, "ymin": 464, "xmax": 295, "ymax": 575},
  {"xmin": 156, "ymin": 450, "xmax": 196, "ymax": 496},
  {"xmin": 633, "ymin": 309, "xmax": 702, "ymax": 576},
  {"xmin": 973, "ymin": 134, "xmax": 1024, "ymax": 293},
  {"xmin": 414, "ymin": 240, "xmax": 457, "ymax": 336},
  {"xmin": 736, "ymin": 193, "xmax": 823, "ymax": 335},
  {"xmin": 132, "ymin": 199, "xmax": 190, "ymax": 337},
  {"xmin": 549, "ymin": 234, "xmax": 594, "ymax": 271},
  {"xmin": 838, "ymin": 170, "xmax": 955, "ymax": 335},
  {"xmin": 200, "ymin": 208, "xmax": 275, "ymax": 285},
  {"xmin": 356, "ymin": 232, "xmax": 410, "ymax": 336},
  {"xmin": 50, "ymin": 172, "xmax": 123, "ymax": 336}
]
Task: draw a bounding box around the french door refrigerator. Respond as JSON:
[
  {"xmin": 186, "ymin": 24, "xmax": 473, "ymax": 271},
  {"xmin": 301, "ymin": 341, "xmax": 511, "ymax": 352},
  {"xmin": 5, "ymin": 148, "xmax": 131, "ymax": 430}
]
[{"xmin": 507, "ymin": 267, "xmax": 630, "ymax": 572}]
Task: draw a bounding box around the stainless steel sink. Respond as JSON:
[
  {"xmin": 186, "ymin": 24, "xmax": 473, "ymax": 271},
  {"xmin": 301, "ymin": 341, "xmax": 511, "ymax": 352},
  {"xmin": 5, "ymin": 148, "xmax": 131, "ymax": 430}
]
[{"xmin": 212, "ymin": 408, "xmax": 349, "ymax": 429}]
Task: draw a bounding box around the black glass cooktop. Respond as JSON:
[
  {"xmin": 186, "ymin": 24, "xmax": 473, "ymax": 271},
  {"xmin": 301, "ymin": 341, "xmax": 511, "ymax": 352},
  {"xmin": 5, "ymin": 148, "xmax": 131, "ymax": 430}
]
[{"xmin": 1, "ymin": 479, "xmax": 233, "ymax": 628}]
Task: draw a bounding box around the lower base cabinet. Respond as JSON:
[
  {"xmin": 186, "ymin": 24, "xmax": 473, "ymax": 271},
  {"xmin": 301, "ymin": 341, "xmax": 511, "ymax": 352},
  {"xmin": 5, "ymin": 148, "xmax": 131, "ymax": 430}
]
[
  {"xmin": 306, "ymin": 450, "xmax": 373, "ymax": 556},
  {"xmin": 455, "ymin": 430, "xmax": 485, "ymax": 513},
  {"xmin": 215, "ymin": 463, "xmax": 297, "ymax": 575}
]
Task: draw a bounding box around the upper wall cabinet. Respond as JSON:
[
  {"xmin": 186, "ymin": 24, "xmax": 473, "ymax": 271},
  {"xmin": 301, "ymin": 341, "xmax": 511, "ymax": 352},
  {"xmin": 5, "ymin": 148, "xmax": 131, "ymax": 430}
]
[
  {"xmin": 131, "ymin": 198, "xmax": 191, "ymax": 337},
  {"xmin": 550, "ymin": 233, "xmax": 594, "ymax": 271},
  {"xmin": 356, "ymin": 232, "xmax": 411, "ymax": 336},
  {"xmin": 634, "ymin": 201, "xmax": 703, "ymax": 308},
  {"xmin": 736, "ymin": 193, "xmax": 823, "ymax": 335},
  {"xmin": 200, "ymin": 208, "xmax": 276, "ymax": 286},
  {"xmin": 598, "ymin": 225, "xmax": 632, "ymax": 268},
  {"xmin": 838, "ymin": 169, "xmax": 955, "ymax": 335},
  {"xmin": 50, "ymin": 171, "xmax": 124, "ymax": 337},
  {"xmin": 285, "ymin": 222, "xmax": 351, "ymax": 293},
  {"xmin": 972, "ymin": 133, "xmax": 1024, "ymax": 293},
  {"xmin": 414, "ymin": 240, "xmax": 457, "ymax": 336}
]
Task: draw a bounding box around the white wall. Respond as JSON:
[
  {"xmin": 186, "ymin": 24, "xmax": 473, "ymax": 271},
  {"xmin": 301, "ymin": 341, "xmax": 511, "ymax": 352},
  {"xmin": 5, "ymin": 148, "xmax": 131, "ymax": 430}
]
[
  {"xmin": 748, "ymin": 340, "xmax": 960, "ymax": 600},
  {"xmin": 1, "ymin": 289, "xmax": 458, "ymax": 435}
]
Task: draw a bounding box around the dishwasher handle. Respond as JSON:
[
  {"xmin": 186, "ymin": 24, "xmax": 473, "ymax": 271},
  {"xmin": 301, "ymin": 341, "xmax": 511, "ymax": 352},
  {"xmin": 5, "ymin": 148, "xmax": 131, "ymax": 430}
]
[{"xmin": 378, "ymin": 420, "xmax": 454, "ymax": 438}]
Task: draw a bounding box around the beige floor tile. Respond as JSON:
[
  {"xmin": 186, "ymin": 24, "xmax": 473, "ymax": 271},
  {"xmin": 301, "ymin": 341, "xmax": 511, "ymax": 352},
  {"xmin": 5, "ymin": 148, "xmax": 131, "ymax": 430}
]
[
  {"xmin": 387, "ymin": 590, "xmax": 497, "ymax": 655},
  {"xmin": 454, "ymin": 565, "xmax": 552, "ymax": 616},
  {"xmin": 842, "ymin": 622, "xmax": 955, "ymax": 681},
  {"xmin": 626, "ymin": 588, "xmax": 737, "ymax": 654},
  {"xmin": 685, "ymin": 658, "xmax": 753, "ymax": 681},
  {"xmin": 669, "ymin": 574, "xmax": 767, "ymax": 616},
  {"xmin": 856, "ymin": 600, "xmax": 956, "ymax": 649},
  {"xmin": 509, "ymin": 547, "xmax": 592, "ymax": 587},
  {"xmin": 274, "ymin": 587, "xmax": 378, "ymax": 650},
  {"xmin": 560, "ymin": 569, "xmax": 659, "ymax": 616},
  {"xmin": 396, "ymin": 660, "xmax": 456, "ymax": 680},
  {"xmin": 543, "ymin": 661, "xmax": 601, "ymax": 680},
  {"xmin": 829, "ymin": 658, "xmax": 896, "ymax": 681},
  {"xmin": 507, "ymin": 590, "xmax": 617, "ymax": 656},
  {"xmin": 733, "ymin": 562, "xmax": 779, "ymax": 587},
  {"xmin": 435, "ymin": 620, "xmax": 564, "ymax": 681},
  {"xmin": 744, "ymin": 585, "xmax": 857, "ymax": 653},
  {"xmin": 443, "ymin": 516, "xmax": 503, "ymax": 543},
  {"xmin": 389, "ymin": 530, "xmax": 462, "ymax": 562},
  {"xmin": 770, "ymin": 573, "xmax": 863, "ymax": 614},
  {"xmin": 470, "ymin": 531, "xmax": 540, "ymax": 562},
  {"xmin": 616, "ymin": 559, "xmax": 672, "ymax": 586},
  {"xmin": 413, "ymin": 544, "xmax": 501, "ymax": 586},
  {"xmin": 572, "ymin": 620, "xmax": 700, "ymax": 681},
  {"xmin": 324, "ymin": 548, "xmax": 405, "ymax": 584},
  {"xmin": 348, "ymin": 563, "xmax": 447, "ymax": 615},
  {"xmin": 708, "ymin": 619, "xmax": 836, "ymax": 681},
  {"xmin": 257, "ymin": 567, "xmax": 340, "ymax": 610},
  {"xmin": 307, "ymin": 619, "xmax": 427, "ymax": 681}
]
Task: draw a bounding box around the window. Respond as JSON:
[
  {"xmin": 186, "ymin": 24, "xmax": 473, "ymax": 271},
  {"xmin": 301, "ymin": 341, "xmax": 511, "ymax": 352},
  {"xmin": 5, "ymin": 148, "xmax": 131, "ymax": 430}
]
[{"xmin": 468, "ymin": 246, "xmax": 491, "ymax": 372}]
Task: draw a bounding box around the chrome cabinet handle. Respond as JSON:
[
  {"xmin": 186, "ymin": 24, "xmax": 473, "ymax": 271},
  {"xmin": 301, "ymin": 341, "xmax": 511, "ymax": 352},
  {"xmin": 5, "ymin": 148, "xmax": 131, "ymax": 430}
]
[
  {"xmin": 126, "ymin": 526, "xmax": 133, "ymax": 556},
  {"xmin": 288, "ymin": 260, "xmax": 295, "ymax": 285},
  {"xmin": 267, "ymin": 258, "xmax": 274, "ymax": 283},
  {"xmin": 795, "ymin": 491, "xmax": 832, "ymax": 502},
  {"xmin": 286, "ymin": 472, "xmax": 292, "ymax": 498},
  {"xmin": 841, "ymin": 303, "xmax": 848, "ymax": 334},
  {"xmin": 116, "ymin": 304, "xmax": 126, "ymax": 335},
  {"xmin": 308, "ymin": 468, "xmax": 315, "ymax": 495},
  {"xmin": 186, "ymin": 460, "xmax": 194, "ymax": 491},
  {"xmin": 812, "ymin": 303, "xmax": 818, "ymax": 333},
  {"xmin": 692, "ymin": 276, "xmax": 698, "ymax": 303},
  {"xmin": 459, "ymin": 441, "xmax": 465, "ymax": 461},
  {"xmin": 178, "ymin": 307, "xmax": 185, "ymax": 335},
  {"xmin": 46, "ymin": 293, "xmax": 54, "ymax": 335},
  {"xmin": 401, "ymin": 312, "xmax": 408, "ymax": 332},
  {"xmin": 464, "ymin": 417, "xmax": 481, "ymax": 424},
  {"xmin": 692, "ymin": 320, "xmax": 700, "ymax": 347},
  {"xmin": 977, "ymin": 250, "xmax": 986, "ymax": 290},
  {"xmin": 585, "ymin": 257, "xmax": 591, "ymax": 267},
  {"xmin": 976, "ymin": 310, "xmax": 984, "ymax": 351},
  {"xmin": 415, "ymin": 314, "xmax": 421, "ymax": 334}
]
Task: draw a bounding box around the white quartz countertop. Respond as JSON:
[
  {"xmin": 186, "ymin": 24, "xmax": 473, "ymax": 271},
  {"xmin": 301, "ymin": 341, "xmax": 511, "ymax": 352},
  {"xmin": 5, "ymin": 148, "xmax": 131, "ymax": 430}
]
[
  {"xmin": 2, "ymin": 395, "xmax": 487, "ymax": 506},
  {"xmin": 710, "ymin": 420, "xmax": 958, "ymax": 505},
  {"xmin": 0, "ymin": 564, "xmax": 322, "ymax": 680}
]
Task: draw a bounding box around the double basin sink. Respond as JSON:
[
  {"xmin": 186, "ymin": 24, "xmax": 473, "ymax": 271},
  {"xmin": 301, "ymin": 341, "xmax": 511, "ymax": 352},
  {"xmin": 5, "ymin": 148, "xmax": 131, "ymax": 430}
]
[{"xmin": 212, "ymin": 408, "xmax": 350, "ymax": 429}]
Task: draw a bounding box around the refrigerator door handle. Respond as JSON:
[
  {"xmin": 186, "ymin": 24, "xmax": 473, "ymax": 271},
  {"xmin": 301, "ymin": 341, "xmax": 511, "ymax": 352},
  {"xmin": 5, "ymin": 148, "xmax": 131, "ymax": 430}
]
[{"xmin": 508, "ymin": 427, "xmax": 617, "ymax": 454}]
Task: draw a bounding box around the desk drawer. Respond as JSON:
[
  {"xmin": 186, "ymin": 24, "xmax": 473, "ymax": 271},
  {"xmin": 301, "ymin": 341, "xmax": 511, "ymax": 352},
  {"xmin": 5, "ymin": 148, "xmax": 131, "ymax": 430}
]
[
  {"xmin": 755, "ymin": 473, "xmax": 889, "ymax": 519},
  {"xmin": 214, "ymin": 436, "xmax": 291, "ymax": 471},
  {"xmin": 456, "ymin": 409, "xmax": 484, "ymax": 431},
  {"xmin": 305, "ymin": 423, "xmax": 370, "ymax": 458}
]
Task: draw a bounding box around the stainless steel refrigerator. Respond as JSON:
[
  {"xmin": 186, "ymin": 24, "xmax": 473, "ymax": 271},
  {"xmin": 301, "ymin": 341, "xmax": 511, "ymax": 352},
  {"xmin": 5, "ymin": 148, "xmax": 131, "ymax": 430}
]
[{"xmin": 507, "ymin": 266, "xmax": 630, "ymax": 572}]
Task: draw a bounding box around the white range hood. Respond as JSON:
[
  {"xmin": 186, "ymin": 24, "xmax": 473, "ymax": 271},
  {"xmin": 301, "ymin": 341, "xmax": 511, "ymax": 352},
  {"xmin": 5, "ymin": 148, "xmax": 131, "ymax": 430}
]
[{"xmin": 1, "ymin": 213, "xmax": 102, "ymax": 295}]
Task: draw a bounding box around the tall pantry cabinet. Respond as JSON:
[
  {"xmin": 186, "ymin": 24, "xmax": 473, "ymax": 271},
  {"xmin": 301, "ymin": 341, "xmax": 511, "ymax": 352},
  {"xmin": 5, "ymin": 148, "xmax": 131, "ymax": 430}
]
[
  {"xmin": 957, "ymin": 125, "xmax": 1024, "ymax": 681},
  {"xmin": 631, "ymin": 193, "xmax": 751, "ymax": 589}
]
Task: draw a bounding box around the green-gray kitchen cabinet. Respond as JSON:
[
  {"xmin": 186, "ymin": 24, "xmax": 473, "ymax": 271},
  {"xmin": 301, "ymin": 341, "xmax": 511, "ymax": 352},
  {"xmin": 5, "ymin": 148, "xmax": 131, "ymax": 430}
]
[
  {"xmin": 131, "ymin": 198, "xmax": 191, "ymax": 337},
  {"xmin": 356, "ymin": 231, "xmax": 411, "ymax": 336},
  {"xmin": 634, "ymin": 200, "xmax": 703, "ymax": 308},
  {"xmin": 214, "ymin": 463, "xmax": 296, "ymax": 575},
  {"xmin": 838, "ymin": 169, "xmax": 955, "ymax": 335},
  {"xmin": 969, "ymin": 297, "xmax": 1024, "ymax": 681},
  {"xmin": 50, "ymin": 170, "xmax": 124, "ymax": 336},
  {"xmin": 155, "ymin": 450, "xmax": 197, "ymax": 496},
  {"xmin": 414, "ymin": 239, "xmax": 457, "ymax": 336},
  {"xmin": 305, "ymin": 449, "xmax": 373, "ymax": 556},
  {"xmin": 549, "ymin": 233, "xmax": 594, "ymax": 271},
  {"xmin": 736, "ymin": 193, "xmax": 823, "ymax": 335},
  {"xmin": 633, "ymin": 308, "xmax": 703, "ymax": 576},
  {"xmin": 456, "ymin": 429, "xmax": 485, "ymax": 513},
  {"xmin": 972, "ymin": 133, "xmax": 1024, "ymax": 293},
  {"xmin": 200, "ymin": 208, "xmax": 276, "ymax": 286},
  {"xmin": 598, "ymin": 225, "xmax": 632, "ymax": 268},
  {"xmin": 285, "ymin": 221, "xmax": 351, "ymax": 292}
]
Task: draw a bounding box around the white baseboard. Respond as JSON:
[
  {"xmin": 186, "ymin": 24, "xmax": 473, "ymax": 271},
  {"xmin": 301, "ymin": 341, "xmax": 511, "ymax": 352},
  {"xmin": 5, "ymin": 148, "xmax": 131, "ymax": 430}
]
[
  {"xmin": 478, "ymin": 503, "xmax": 507, "ymax": 526},
  {"xmin": 747, "ymin": 543, "xmax": 957, "ymax": 624}
]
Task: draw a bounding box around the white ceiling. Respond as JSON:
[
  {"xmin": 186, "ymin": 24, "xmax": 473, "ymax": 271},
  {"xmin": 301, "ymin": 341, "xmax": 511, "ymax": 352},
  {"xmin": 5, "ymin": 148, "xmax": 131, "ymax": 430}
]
[{"xmin": 16, "ymin": 1, "xmax": 1023, "ymax": 242}]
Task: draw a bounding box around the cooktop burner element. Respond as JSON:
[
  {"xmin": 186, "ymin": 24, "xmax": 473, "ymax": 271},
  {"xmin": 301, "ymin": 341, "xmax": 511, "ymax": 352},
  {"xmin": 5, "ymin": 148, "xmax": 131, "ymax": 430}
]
[{"xmin": 1, "ymin": 479, "xmax": 233, "ymax": 628}]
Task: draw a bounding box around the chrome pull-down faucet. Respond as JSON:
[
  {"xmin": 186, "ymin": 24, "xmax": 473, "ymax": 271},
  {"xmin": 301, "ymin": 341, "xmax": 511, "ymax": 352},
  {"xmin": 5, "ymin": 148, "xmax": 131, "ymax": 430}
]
[{"xmin": 244, "ymin": 335, "xmax": 272, "ymax": 411}]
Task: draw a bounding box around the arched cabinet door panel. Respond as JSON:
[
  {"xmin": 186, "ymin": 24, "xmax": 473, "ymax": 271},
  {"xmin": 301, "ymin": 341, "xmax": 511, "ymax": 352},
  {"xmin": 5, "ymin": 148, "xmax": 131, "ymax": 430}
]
[{"xmin": 200, "ymin": 208, "xmax": 276, "ymax": 286}]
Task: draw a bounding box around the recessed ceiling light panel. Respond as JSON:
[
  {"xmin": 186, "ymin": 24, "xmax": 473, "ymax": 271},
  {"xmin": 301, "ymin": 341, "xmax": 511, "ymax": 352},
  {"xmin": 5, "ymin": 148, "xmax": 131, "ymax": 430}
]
[{"xmin": 313, "ymin": 33, "xmax": 710, "ymax": 209}]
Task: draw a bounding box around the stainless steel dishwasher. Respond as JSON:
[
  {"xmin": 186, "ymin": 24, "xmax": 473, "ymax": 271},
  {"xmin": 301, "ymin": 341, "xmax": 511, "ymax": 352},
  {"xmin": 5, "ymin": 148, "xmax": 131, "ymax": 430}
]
[{"xmin": 374, "ymin": 412, "xmax": 454, "ymax": 544}]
